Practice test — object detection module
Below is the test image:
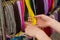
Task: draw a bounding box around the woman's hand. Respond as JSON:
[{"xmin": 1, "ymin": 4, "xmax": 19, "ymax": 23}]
[
  {"xmin": 35, "ymin": 14, "xmax": 56, "ymax": 27},
  {"xmin": 25, "ymin": 22, "xmax": 51, "ymax": 40},
  {"xmin": 28, "ymin": 14, "xmax": 56, "ymax": 28},
  {"xmin": 25, "ymin": 22, "xmax": 40, "ymax": 37},
  {"xmin": 35, "ymin": 15, "xmax": 60, "ymax": 33}
]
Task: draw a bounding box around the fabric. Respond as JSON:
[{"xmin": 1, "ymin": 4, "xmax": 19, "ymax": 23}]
[
  {"xmin": 54, "ymin": 10, "xmax": 58, "ymax": 21},
  {"xmin": 51, "ymin": 31, "xmax": 60, "ymax": 40},
  {"xmin": 11, "ymin": 36, "xmax": 30, "ymax": 40},
  {"xmin": 54, "ymin": 0, "xmax": 58, "ymax": 8},
  {"xmin": 20, "ymin": 0, "xmax": 25, "ymax": 31},
  {"xmin": 11, "ymin": 36, "xmax": 25, "ymax": 40},
  {"xmin": 48, "ymin": 0, "xmax": 54, "ymax": 12},
  {"xmin": 52, "ymin": 7, "xmax": 60, "ymax": 21},
  {"xmin": 13, "ymin": 2, "xmax": 21, "ymax": 33},
  {"xmin": 11, "ymin": 34, "xmax": 33, "ymax": 40},
  {"xmin": 32, "ymin": 0, "xmax": 36, "ymax": 15},
  {"xmin": 6, "ymin": 38, "xmax": 10, "ymax": 40},
  {"xmin": 25, "ymin": 0, "xmax": 36, "ymax": 25},
  {"xmin": 4, "ymin": 2, "xmax": 16, "ymax": 35},
  {"xmin": 17, "ymin": 0, "xmax": 25, "ymax": 31},
  {"xmin": 43, "ymin": 0, "xmax": 48, "ymax": 15},
  {"xmin": 0, "ymin": 0, "xmax": 2, "ymax": 38},
  {"xmin": 0, "ymin": 0, "xmax": 6, "ymax": 40},
  {"xmin": 35, "ymin": 0, "xmax": 44, "ymax": 14},
  {"xmin": 57, "ymin": 0, "xmax": 60, "ymax": 6},
  {"xmin": 48, "ymin": 0, "xmax": 51, "ymax": 9},
  {"xmin": 0, "ymin": 35, "xmax": 2, "ymax": 40},
  {"xmin": 29, "ymin": 0, "xmax": 36, "ymax": 14},
  {"xmin": 44, "ymin": 27, "xmax": 53, "ymax": 36},
  {"xmin": 52, "ymin": 0, "xmax": 54, "ymax": 10},
  {"xmin": 58, "ymin": 8, "xmax": 60, "ymax": 22},
  {"xmin": 54, "ymin": 12, "xmax": 58, "ymax": 21},
  {"xmin": 24, "ymin": 4, "xmax": 28, "ymax": 21}
]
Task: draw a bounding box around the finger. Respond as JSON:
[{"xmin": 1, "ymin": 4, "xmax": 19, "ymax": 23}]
[
  {"xmin": 28, "ymin": 17, "xmax": 34, "ymax": 24},
  {"xmin": 25, "ymin": 22, "xmax": 30, "ymax": 26},
  {"xmin": 25, "ymin": 22, "xmax": 32, "ymax": 28},
  {"xmin": 34, "ymin": 14, "xmax": 45, "ymax": 20},
  {"xmin": 28, "ymin": 17, "xmax": 31, "ymax": 19},
  {"xmin": 37, "ymin": 30, "xmax": 51, "ymax": 40},
  {"xmin": 35, "ymin": 15, "xmax": 49, "ymax": 21},
  {"xmin": 28, "ymin": 18, "xmax": 32, "ymax": 22}
]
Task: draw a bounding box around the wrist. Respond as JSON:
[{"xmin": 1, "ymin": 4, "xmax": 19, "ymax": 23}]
[
  {"xmin": 50, "ymin": 20, "xmax": 59, "ymax": 28},
  {"xmin": 50, "ymin": 20, "xmax": 60, "ymax": 33}
]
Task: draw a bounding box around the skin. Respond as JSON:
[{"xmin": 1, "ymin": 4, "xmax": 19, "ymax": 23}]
[
  {"xmin": 25, "ymin": 14, "xmax": 60, "ymax": 40},
  {"xmin": 35, "ymin": 14, "xmax": 60, "ymax": 33}
]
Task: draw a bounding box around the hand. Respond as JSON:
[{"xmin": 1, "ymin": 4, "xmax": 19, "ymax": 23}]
[
  {"xmin": 35, "ymin": 14, "xmax": 57, "ymax": 28},
  {"xmin": 25, "ymin": 22, "xmax": 40, "ymax": 37},
  {"xmin": 25, "ymin": 22, "xmax": 51, "ymax": 40},
  {"xmin": 35, "ymin": 15, "xmax": 60, "ymax": 33}
]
